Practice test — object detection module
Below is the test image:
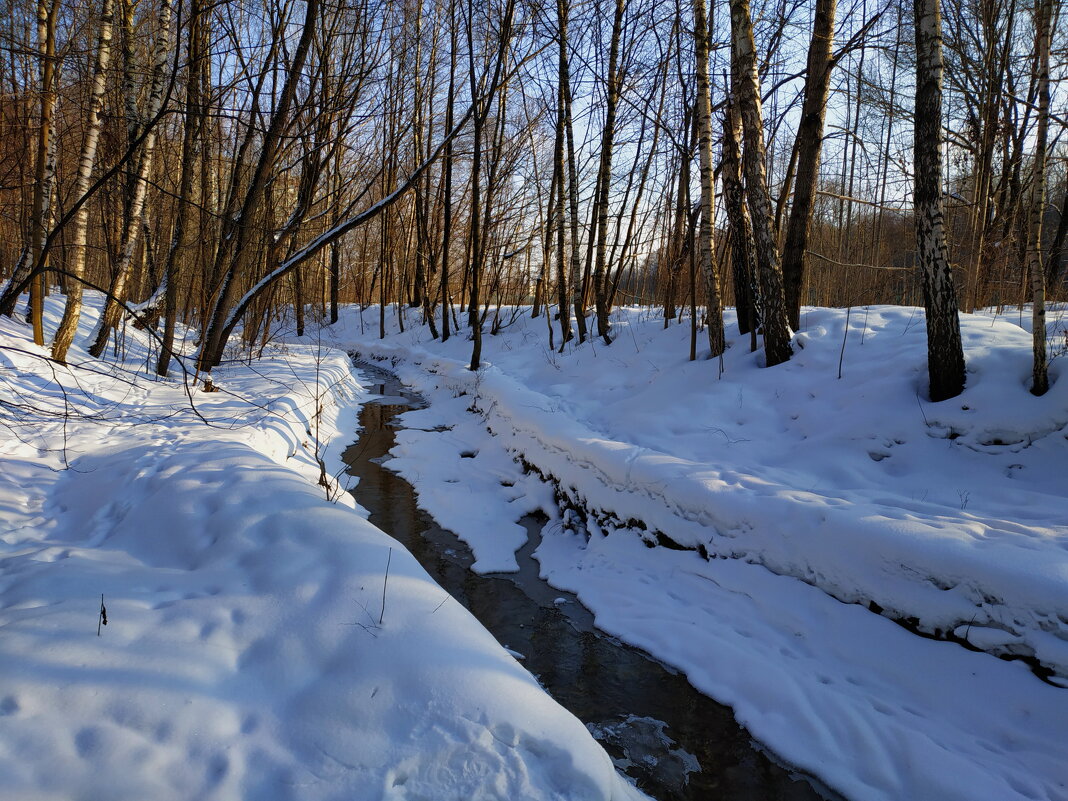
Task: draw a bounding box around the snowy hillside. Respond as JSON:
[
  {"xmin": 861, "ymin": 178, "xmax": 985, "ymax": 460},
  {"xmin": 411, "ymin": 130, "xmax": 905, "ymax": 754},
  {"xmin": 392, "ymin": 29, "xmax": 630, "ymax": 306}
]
[
  {"xmin": 0, "ymin": 296, "xmax": 645, "ymax": 801},
  {"xmin": 311, "ymin": 302, "xmax": 1068, "ymax": 801}
]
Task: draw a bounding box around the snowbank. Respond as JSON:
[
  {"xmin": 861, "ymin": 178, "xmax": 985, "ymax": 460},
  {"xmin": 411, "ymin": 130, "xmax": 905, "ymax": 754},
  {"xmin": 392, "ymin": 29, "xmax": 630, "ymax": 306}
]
[
  {"xmin": 310, "ymin": 302, "xmax": 1068, "ymax": 801},
  {"xmin": 337, "ymin": 304, "xmax": 1068, "ymax": 677},
  {"xmin": 0, "ymin": 295, "xmax": 644, "ymax": 801}
]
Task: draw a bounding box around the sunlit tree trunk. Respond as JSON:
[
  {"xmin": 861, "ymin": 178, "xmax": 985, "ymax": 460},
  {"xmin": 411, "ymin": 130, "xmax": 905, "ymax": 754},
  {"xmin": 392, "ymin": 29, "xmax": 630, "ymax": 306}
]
[
  {"xmin": 51, "ymin": 0, "xmax": 116, "ymax": 364},
  {"xmin": 27, "ymin": 0, "xmax": 59, "ymax": 345},
  {"xmin": 913, "ymin": 0, "xmax": 966, "ymax": 401},
  {"xmin": 691, "ymin": 0, "xmax": 724, "ymax": 358},
  {"xmin": 87, "ymin": 0, "xmax": 174, "ymax": 358},
  {"xmin": 729, "ymin": 0, "xmax": 792, "ymax": 366},
  {"xmin": 197, "ymin": 0, "xmax": 321, "ymax": 378},
  {"xmin": 590, "ymin": 0, "xmax": 625, "ymax": 344},
  {"xmin": 722, "ymin": 92, "xmax": 758, "ymax": 346}
]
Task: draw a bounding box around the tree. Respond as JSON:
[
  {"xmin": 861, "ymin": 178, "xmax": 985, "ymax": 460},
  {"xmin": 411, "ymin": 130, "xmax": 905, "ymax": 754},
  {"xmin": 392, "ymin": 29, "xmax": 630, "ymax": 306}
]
[
  {"xmin": 86, "ymin": 0, "xmax": 173, "ymax": 358},
  {"xmin": 728, "ymin": 0, "xmax": 792, "ymax": 366},
  {"xmin": 722, "ymin": 90, "xmax": 758, "ymax": 347},
  {"xmin": 51, "ymin": 0, "xmax": 116, "ymax": 364},
  {"xmin": 1025, "ymin": 0, "xmax": 1052, "ymax": 396},
  {"xmin": 781, "ymin": 0, "xmax": 836, "ymax": 330},
  {"xmin": 27, "ymin": 0, "xmax": 60, "ymax": 346},
  {"xmin": 589, "ymin": 0, "xmax": 626, "ymax": 344},
  {"xmin": 691, "ymin": 0, "xmax": 724, "ymax": 358},
  {"xmin": 913, "ymin": 0, "xmax": 966, "ymax": 401}
]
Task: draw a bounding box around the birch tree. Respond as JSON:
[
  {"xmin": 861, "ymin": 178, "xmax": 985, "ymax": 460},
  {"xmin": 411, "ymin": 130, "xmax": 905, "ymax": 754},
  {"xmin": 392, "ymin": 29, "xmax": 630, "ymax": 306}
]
[
  {"xmin": 1026, "ymin": 0, "xmax": 1053, "ymax": 396},
  {"xmin": 589, "ymin": 0, "xmax": 626, "ymax": 344},
  {"xmin": 913, "ymin": 0, "xmax": 966, "ymax": 401},
  {"xmin": 691, "ymin": 0, "xmax": 724, "ymax": 358},
  {"xmin": 27, "ymin": 0, "xmax": 60, "ymax": 345},
  {"xmin": 86, "ymin": 0, "xmax": 173, "ymax": 358},
  {"xmin": 51, "ymin": 0, "xmax": 116, "ymax": 364},
  {"xmin": 729, "ymin": 0, "xmax": 792, "ymax": 366}
]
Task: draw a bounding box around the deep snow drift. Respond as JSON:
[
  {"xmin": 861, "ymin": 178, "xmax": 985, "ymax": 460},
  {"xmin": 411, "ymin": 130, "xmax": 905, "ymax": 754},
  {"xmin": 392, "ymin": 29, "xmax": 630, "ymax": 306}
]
[
  {"xmin": 0, "ymin": 296, "xmax": 645, "ymax": 801},
  {"xmin": 309, "ymin": 302, "xmax": 1068, "ymax": 801}
]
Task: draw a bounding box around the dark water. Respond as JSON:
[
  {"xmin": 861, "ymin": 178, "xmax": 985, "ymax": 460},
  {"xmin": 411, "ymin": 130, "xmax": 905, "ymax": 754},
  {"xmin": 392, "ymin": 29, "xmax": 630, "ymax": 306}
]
[{"xmin": 342, "ymin": 363, "xmax": 838, "ymax": 801}]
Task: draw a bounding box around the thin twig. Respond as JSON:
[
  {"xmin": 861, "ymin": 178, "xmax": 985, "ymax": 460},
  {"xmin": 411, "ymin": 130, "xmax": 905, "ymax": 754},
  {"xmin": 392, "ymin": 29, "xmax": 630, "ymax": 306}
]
[{"xmin": 379, "ymin": 547, "xmax": 392, "ymax": 626}]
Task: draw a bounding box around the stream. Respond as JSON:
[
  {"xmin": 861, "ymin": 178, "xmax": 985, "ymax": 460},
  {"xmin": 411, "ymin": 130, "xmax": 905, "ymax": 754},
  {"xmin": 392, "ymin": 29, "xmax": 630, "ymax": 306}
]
[{"xmin": 341, "ymin": 362, "xmax": 837, "ymax": 801}]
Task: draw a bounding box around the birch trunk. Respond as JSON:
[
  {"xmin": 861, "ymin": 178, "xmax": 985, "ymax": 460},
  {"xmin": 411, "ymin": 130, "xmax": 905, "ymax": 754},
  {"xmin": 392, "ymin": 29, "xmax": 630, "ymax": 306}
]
[
  {"xmin": 28, "ymin": 0, "xmax": 59, "ymax": 345},
  {"xmin": 913, "ymin": 0, "xmax": 966, "ymax": 401},
  {"xmin": 691, "ymin": 0, "xmax": 724, "ymax": 357},
  {"xmin": 590, "ymin": 0, "xmax": 625, "ymax": 343},
  {"xmin": 440, "ymin": 0, "xmax": 457, "ymax": 342},
  {"xmin": 729, "ymin": 0, "xmax": 792, "ymax": 366},
  {"xmin": 722, "ymin": 94, "xmax": 758, "ymax": 345},
  {"xmin": 1027, "ymin": 0, "xmax": 1052, "ymax": 396},
  {"xmin": 51, "ymin": 0, "xmax": 116, "ymax": 364},
  {"xmin": 559, "ymin": 0, "xmax": 586, "ymax": 344},
  {"xmin": 554, "ymin": 0, "xmax": 573, "ymax": 346},
  {"xmin": 87, "ymin": 0, "xmax": 173, "ymax": 358}
]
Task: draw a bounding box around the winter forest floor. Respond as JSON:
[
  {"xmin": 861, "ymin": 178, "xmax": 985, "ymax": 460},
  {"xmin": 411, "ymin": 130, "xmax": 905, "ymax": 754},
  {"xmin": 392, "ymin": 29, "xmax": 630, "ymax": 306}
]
[{"xmin": 1, "ymin": 293, "xmax": 1067, "ymax": 800}]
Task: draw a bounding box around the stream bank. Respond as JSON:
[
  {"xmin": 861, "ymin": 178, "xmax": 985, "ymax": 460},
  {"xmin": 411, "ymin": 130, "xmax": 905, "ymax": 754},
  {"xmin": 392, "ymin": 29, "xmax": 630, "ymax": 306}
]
[{"xmin": 341, "ymin": 362, "xmax": 834, "ymax": 801}]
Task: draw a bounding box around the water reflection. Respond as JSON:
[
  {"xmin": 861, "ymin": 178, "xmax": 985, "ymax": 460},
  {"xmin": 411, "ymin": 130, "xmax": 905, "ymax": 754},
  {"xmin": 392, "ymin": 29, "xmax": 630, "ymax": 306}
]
[{"xmin": 342, "ymin": 364, "xmax": 838, "ymax": 801}]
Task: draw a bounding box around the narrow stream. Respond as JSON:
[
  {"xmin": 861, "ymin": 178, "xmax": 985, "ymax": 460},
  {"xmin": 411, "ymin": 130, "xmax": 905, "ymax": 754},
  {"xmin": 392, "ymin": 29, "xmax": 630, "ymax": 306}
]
[{"xmin": 341, "ymin": 363, "xmax": 837, "ymax": 801}]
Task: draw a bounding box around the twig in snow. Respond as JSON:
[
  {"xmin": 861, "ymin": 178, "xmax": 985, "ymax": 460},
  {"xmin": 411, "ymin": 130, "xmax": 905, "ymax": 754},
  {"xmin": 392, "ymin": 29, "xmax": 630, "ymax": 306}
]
[
  {"xmin": 97, "ymin": 594, "xmax": 107, "ymax": 636},
  {"xmin": 914, "ymin": 392, "xmax": 930, "ymax": 427},
  {"xmin": 379, "ymin": 547, "xmax": 392, "ymax": 626},
  {"xmin": 705, "ymin": 427, "xmax": 750, "ymax": 445},
  {"xmin": 837, "ymin": 305, "xmax": 853, "ymax": 380}
]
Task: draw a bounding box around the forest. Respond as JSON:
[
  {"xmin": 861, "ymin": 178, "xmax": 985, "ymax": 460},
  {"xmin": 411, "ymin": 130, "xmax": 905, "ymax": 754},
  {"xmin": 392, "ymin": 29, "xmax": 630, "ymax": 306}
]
[
  {"xmin": 1, "ymin": 1, "xmax": 1067, "ymax": 800},
  {"xmin": 0, "ymin": 0, "xmax": 1064, "ymax": 389}
]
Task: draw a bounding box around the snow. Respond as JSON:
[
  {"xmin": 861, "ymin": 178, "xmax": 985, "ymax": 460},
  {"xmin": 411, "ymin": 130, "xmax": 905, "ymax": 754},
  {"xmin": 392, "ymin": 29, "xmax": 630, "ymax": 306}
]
[
  {"xmin": 0, "ymin": 294, "xmax": 645, "ymax": 801},
  {"xmin": 309, "ymin": 302, "xmax": 1068, "ymax": 801}
]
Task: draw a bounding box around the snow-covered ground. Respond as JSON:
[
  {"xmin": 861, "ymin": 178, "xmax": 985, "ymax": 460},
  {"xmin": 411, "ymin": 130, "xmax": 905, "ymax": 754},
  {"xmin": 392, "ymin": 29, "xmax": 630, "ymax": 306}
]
[
  {"xmin": 309, "ymin": 302, "xmax": 1068, "ymax": 801},
  {"xmin": 0, "ymin": 295, "xmax": 646, "ymax": 801}
]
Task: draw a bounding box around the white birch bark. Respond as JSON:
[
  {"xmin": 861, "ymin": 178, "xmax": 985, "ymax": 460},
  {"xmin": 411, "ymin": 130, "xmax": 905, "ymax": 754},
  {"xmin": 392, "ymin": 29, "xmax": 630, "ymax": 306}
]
[
  {"xmin": 912, "ymin": 0, "xmax": 966, "ymax": 401},
  {"xmin": 1027, "ymin": 0, "xmax": 1052, "ymax": 395},
  {"xmin": 729, "ymin": 0, "xmax": 792, "ymax": 366},
  {"xmin": 51, "ymin": 0, "xmax": 116, "ymax": 363},
  {"xmin": 692, "ymin": 0, "xmax": 725, "ymax": 357},
  {"xmin": 87, "ymin": 0, "xmax": 173, "ymax": 358}
]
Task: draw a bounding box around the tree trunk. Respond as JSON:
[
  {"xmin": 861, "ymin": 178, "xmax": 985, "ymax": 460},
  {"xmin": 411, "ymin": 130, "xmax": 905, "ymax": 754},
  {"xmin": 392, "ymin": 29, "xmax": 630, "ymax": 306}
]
[
  {"xmin": 781, "ymin": 0, "xmax": 835, "ymax": 330},
  {"xmin": 1026, "ymin": 0, "xmax": 1052, "ymax": 396},
  {"xmin": 87, "ymin": 0, "xmax": 173, "ymax": 358},
  {"xmin": 913, "ymin": 0, "xmax": 966, "ymax": 401},
  {"xmin": 554, "ymin": 0, "xmax": 573, "ymax": 346},
  {"xmin": 559, "ymin": 0, "xmax": 586, "ymax": 344},
  {"xmin": 729, "ymin": 0, "xmax": 792, "ymax": 366},
  {"xmin": 440, "ymin": 0, "xmax": 457, "ymax": 342},
  {"xmin": 156, "ymin": 0, "xmax": 207, "ymax": 375},
  {"xmin": 722, "ymin": 93, "xmax": 758, "ymax": 343},
  {"xmin": 51, "ymin": 0, "xmax": 116, "ymax": 364},
  {"xmin": 590, "ymin": 0, "xmax": 626, "ymax": 343},
  {"xmin": 691, "ymin": 0, "xmax": 725, "ymax": 358},
  {"xmin": 198, "ymin": 0, "xmax": 321, "ymax": 376},
  {"xmin": 28, "ymin": 0, "xmax": 59, "ymax": 345}
]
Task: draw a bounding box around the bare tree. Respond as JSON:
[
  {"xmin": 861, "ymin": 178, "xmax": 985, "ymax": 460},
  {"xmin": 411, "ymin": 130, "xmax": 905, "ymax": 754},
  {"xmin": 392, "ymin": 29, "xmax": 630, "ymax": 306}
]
[
  {"xmin": 781, "ymin": 0, "xmax": 836, "ymax": 330},
  {"xmin": 1026, "ymin": 0, "xmax": 1053, "ymax": 396},
  {"xmin": 729, "ymin": 0, "xmax": 792, "ymax": 366},
  {"xmin": 51, "ymin": 0, "xmax": 116, "ymax": 364},
  {"xmin": 913, "ymin": 0, "xmax": 966, "ymax": 401},
  {"xmin": 26, "ymin": 0, "xmax": 60, "ymax": 345},
  {"xmin": 691, "ymin": 0, "xmax": 724, "ymax": 358},
  {"xmin": 86, "ymin": 0, "xmax": 174, "ymax": 358}
]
